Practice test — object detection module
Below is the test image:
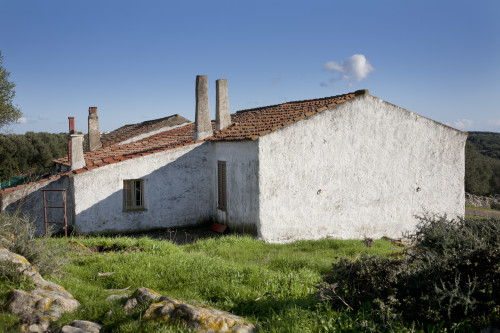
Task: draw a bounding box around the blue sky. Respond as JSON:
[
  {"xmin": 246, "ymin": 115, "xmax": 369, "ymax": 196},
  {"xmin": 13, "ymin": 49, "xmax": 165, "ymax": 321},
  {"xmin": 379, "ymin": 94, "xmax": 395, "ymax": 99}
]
[{"xmin": 1, "ymin": 0, "xmax": 499, "ymax": 134}]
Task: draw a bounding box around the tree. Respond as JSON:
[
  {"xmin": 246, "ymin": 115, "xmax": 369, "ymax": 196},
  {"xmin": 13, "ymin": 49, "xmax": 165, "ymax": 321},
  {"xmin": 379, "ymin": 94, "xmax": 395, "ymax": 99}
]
[{"xmin": 0, "ymin": 50, "xmax": 22, "ymax": 130}]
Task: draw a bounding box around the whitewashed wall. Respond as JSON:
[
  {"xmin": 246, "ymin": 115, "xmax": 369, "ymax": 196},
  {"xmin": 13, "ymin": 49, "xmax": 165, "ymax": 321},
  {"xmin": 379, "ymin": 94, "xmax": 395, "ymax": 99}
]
[
  {"xmin": 2, "ymin": 176, "xmax": 73, "ymax": 235},
  {"xmin": 213, "ymin": 141, "xmax": 260, "ymax": 234},
  {"xmin": 72, "ymin": 143, "xmax": 213, "ymax": 234},
  {"xmin": 258, "ymin": 95, "xmax": 467, "ymax": 243}
]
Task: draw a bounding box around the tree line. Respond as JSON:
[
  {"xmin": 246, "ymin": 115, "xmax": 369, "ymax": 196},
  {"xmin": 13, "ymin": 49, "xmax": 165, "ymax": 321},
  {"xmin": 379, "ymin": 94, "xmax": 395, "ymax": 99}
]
[
  {"xmin": 466, "ymin": 132, "xmax": 500, "ymax": 195},
  {"xmin": 0, "ymin": 132, "xmax": 68, "ymax": 182}
]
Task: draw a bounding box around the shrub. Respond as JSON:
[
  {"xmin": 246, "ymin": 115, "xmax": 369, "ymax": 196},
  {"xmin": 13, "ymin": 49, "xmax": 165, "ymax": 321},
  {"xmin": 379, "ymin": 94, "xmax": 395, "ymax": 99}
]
[
  {"xmin": 491, "ymin": 202, "xmax": 500, "ymax": 211},
  {"xmin": 318, "ymin": 216, "xmax": 500, "ymax": 327},
  {"xmin": 0, "ymin": 212, "xmax": 68, "ymax": 277}
]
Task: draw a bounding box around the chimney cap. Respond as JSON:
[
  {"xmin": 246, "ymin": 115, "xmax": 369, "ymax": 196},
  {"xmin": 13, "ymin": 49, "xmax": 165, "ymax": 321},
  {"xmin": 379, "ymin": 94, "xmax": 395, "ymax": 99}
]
[{"xmin": 89, "ymin": 106, "xmax": 98, "ymax": 114}]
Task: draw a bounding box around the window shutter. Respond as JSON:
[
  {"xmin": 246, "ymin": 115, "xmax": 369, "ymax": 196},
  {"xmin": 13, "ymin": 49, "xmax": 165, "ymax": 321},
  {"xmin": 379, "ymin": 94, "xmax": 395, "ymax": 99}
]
[{"xmin": 217, "ymin": 161, "xmax": 227, "ymax": 210}]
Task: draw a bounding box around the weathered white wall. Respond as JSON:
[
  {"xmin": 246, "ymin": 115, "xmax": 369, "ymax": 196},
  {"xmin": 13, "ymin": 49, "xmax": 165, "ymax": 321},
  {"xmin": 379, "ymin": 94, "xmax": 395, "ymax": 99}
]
[
  {"xmin": 72, "ymin": 142, "xmax": 213, "ymax": 234},
  {"xmin": 212, "ymin": 141, "xmax": 260, "ymax": 234},
  {"xmin": 258, "ymin": 95, "xmax": 466, "ymax": 243},
  {"xmin": 1, "ymin": 176, "xmax": 73, "ymax": 235}
]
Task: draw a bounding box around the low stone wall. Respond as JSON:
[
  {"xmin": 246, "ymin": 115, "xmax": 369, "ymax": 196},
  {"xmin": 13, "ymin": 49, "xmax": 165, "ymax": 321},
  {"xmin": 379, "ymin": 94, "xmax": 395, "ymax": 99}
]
[{"xmin": 465, "ymin": 192, "xmax": 500, "ymax": 208}]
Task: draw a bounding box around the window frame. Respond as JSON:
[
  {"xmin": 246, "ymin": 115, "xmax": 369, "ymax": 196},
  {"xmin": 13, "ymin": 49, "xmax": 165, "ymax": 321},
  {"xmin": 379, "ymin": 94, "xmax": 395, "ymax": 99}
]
[{"xmin": 123, "ymin": 179, "xmax": 146, "ymax": 211}]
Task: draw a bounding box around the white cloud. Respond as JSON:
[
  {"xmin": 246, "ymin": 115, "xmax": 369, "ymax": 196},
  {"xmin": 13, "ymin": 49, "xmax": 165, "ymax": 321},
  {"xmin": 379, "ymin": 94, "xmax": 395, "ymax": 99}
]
[
  {"xmin": 39, "ymin": 114, "xmax": 48, "ymax": 120},
  {"xmin": 322, "ymin": 54, "xmax": 374, "ymax": 85},
  {"xmin": 17, "ymin": 117, "xmax": 27, "ymax": 124},
  {"xmin": 453, "ymin": 119, "xmax": 475, "ymax": 130},
  {"xmin": 487, "ymin": 119, "xmax": 500, "ymax": 127}
]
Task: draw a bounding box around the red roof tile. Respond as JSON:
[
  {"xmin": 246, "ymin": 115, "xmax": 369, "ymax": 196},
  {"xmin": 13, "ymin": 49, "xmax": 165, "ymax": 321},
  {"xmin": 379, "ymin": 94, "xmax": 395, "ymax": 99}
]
[
  {"xmin": 52, "ymin": 91, "xmax": 362, "ymax": 173},
  {"xmin": 212, "ymin": 92, "xmax": 359, "ymax": 140},
  {"xmin": 100, "ymin": 114, "xmax": 190, "ymax": 147}
]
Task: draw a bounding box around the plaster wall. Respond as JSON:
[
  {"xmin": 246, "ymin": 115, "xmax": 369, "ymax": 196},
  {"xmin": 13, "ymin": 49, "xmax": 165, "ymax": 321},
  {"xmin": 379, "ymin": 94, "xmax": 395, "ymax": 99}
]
[
  {"xmin": 213, "ymin": 141, "xmax": 260, "ymax": 234},
  {"xmin": 72, "ymin": 142, "xmax": 213, "ymax": 234},
  {"xmin": 258, "ymin": 95, "xmax": 467, "ymax": 243},
  {"xmin": 1, "ymin": 176, "xmax": 73, "ymax": 235}
]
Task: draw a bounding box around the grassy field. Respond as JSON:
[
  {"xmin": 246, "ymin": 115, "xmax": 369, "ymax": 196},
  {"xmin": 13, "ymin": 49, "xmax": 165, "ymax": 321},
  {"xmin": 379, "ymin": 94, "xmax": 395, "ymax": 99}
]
[{"xmin": 1, "ymin": 235, "xmax": 410, "ymax": 332}]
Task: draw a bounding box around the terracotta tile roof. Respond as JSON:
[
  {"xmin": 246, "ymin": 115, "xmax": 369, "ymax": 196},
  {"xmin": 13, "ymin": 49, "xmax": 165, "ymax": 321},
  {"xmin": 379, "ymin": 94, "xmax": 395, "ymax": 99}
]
[
  {"xmin": 53, "ymin": 91, "xmax": 363, "ymax": 173},
  {"xmin": 54, "ymin": 123, "xmax": 202, "ymax": 168},
  {"xmin": 100, "ymin": 114, "xmax": 190, "ymax": 147},
  {"xmin": 212, "ymin": 91, "xmax": 360, "ymax": 140}
]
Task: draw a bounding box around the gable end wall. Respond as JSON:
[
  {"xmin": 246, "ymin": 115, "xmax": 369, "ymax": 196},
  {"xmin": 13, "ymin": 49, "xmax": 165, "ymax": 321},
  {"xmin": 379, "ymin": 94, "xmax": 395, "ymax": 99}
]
[{"xmin": 257, "ymin": 95, "xmax": 467, "ymax": 242}]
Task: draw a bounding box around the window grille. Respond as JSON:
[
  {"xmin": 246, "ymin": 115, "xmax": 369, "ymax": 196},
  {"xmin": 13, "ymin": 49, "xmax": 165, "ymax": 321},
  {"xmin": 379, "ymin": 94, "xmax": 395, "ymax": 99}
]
[
  {"xmin": 217, "ymin": 161, "xmax": 227, "ymax": 210},
  {"xmin": 123, "ymin": 179, "xmax": 145, "ymax": 211}
]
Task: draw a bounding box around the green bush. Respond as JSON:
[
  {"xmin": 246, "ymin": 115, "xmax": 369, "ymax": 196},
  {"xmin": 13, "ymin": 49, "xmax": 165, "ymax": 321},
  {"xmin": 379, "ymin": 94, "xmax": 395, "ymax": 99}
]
[
  {"xmin": 491, "ymin": 202, "xmax": 500, "ymax": 211},
  {"xmin": 318, "ymin": 216, "xmax": 500, "ymax": 327},
  {"xmin": 0, "ymin": 212, "xmax": 68, "ymax": 277}
]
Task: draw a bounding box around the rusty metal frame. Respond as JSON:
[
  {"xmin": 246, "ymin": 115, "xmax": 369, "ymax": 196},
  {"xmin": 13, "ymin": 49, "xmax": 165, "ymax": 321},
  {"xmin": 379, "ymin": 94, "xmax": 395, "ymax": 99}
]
[{"xmin": 42, "ymin": 189, "xmax": 67, "ymax": 237}]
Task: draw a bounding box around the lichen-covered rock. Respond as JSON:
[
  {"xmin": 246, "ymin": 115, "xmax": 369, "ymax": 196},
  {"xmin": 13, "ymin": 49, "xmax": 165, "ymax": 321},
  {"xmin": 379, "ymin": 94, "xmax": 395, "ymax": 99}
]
[
  {"xmin": 59, "ymin": 320, "xmax": 102, "ymax": 333},
  {"xmin": 0, "ymin": 247, "xmax": 79, "ymax": 332},
  {"xmin": 132, "ymin": 287, "xmax": 164, "ymax": 303},
  {"xmin": 132, "ymin": 287, "xmax": 255, "ymax": 332}
]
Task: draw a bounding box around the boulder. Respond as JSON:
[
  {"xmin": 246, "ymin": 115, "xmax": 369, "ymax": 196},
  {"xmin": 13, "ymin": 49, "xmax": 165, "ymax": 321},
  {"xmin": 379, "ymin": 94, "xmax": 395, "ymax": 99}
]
[
  {"xmin": 0, "ymin": 247, "xmax": 80, "ymax": 332},
  {"xmin": 59, "ymin": 320, "xmax": 102, "ymax": 333},
  {"xmin": 131, "ymin": 287, "xmax": 255, "ymax": 332}
]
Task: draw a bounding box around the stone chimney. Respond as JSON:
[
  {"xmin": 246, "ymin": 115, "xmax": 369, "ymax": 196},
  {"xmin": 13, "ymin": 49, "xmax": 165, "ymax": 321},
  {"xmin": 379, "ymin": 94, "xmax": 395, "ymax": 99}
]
[
  {"xmin": 70, "ymin": 133, "xmax": 85, "ymax": 170},
  {"xmin": 216, "ymin": 79, "xmax": 231, "ymax": 131},
  {"xmin": 88, "ymin": 107, "xmax": 102, "ymax": 151},
  {"xmin": 68, "ymin": 117, "xmax": 75, "ymax": 162},
  {"xmin": 194, "ymin": 75, "xmax": 212, "ymax": 141}
]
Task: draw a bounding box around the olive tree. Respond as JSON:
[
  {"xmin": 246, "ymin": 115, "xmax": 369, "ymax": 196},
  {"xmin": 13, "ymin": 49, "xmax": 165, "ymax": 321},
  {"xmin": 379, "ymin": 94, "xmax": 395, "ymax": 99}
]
[{"xmin": 0, "ymin": 50, "xmax": 22, "ymax": 130}]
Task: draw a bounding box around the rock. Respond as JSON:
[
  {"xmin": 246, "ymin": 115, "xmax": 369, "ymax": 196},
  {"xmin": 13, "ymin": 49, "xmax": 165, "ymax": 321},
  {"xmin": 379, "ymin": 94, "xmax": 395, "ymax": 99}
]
[
  {"xmin": 105, "ymin": 294, "xmax": 128, "ymax": 301},
  {"xmin": 132, "ymin": 287, "xmax": 163, "ymax": 303},
  {"xmin": 0, "ymin": 247, "xmax": 79, "ymax": 332},
  {"xmin": 59, "ymin": 320, "xmax": 102, "ymax": 333},
  {"xmin": 124, "ymin": 298, "xmax": 138, "ymax": 312},
  {"xmin": 131, "ymin": 287, "xmax": 255, "ymax": 332}
]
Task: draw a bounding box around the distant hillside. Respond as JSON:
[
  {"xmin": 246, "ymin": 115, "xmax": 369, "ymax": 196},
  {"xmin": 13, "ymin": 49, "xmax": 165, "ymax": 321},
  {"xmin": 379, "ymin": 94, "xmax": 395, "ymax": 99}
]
[
  {"xmin": 467, "ymin": 132, "xmax": 500, "ymax": 159},
  {"xmin": 466, "ymin": 132, "xmax": 500, "ymax": 195}
]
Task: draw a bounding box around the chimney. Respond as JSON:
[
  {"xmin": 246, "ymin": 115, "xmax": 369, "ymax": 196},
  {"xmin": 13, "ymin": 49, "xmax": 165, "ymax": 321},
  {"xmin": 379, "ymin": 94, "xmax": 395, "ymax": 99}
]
[
  {"xmin": 70, "ymin": 133, "xmax": 85, "ymax": 170},
  {"xmin": 194, "ymin": 75, "xmax": 212, "ymax": 141},
  {"xmin": 88, "ymin": 107, "xmax": 102, "ymax": 151},
  {"xmin": 216, "ymin": 79, "xmax": 231, "ymax": 131},
  {"xmin": 68, "ymin": 117, "xmax": 75, "ymax": 162}
]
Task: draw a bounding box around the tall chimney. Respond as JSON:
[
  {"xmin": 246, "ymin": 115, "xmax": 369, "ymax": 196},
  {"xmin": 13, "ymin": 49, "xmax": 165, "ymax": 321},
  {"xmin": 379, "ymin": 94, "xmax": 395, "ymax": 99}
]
[
  {"xmin": 194, "ymin": 75, "xmax": 212, "ymax": 141},
  {"xmin": 70, "ymin": 133, "xmax": 85, "ymax": 170},
  {"xmin": 88, "ymin": 107, "xmax": 102, "ymax": 151},
  {"xmin": 216, "ymin": 79, "xmax": 231, "ymax": 131},
  {"xmin": 68, "ymin": 117, "xmax": 75, "ymax": 162}
]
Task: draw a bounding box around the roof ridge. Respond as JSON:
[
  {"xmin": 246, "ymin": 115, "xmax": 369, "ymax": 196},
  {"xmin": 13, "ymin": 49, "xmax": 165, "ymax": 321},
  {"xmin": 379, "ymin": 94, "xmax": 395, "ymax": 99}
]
[{"xmin": 235, "ymin": 90, "xmax": 365, "ymax": 114}]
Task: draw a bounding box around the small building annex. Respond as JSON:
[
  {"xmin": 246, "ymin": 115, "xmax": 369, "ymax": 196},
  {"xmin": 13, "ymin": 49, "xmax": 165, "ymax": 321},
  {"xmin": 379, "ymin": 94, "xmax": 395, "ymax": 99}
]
[{"xmin": 0, "ymin": 76, "xmax": 467, "ymax": 243}]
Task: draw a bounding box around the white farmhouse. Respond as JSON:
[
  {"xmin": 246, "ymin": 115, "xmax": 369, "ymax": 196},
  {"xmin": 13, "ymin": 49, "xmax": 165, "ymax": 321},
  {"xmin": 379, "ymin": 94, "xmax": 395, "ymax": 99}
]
[{"xmin": 0, "ymin": 76, "xmax": 467, "ymax": 242}]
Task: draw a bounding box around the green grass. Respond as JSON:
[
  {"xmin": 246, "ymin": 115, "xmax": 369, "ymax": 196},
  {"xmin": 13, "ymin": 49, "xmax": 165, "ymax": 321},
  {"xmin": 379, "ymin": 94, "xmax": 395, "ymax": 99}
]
[
  {"xmin": 2, "ymin": 235, "xmax": 458, "ymax": 332},
  {"xmin": 465, "ymin": 204, "xmax": 499, "ymax": 211}
]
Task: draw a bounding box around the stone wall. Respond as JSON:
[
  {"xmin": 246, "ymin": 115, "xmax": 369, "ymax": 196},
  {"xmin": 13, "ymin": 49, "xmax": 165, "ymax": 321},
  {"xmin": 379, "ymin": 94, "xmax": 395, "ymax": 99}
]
[{"xmin": 465, "ymin": 192, "xmax": 500, "ymax": 208}]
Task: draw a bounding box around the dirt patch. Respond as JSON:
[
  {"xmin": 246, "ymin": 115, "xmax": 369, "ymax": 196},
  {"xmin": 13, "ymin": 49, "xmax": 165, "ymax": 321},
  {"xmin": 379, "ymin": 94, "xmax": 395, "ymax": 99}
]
[
  {"xmin": 465, "ymin": 208, "xmax": 500, "ymax": 219},
  {"xmin": 87, "ymin": 243, "xmax": 142, "ymax": 253},
  {"xmin": 124, "ymin": 224, "xmax": 228, "ymax": 245}
]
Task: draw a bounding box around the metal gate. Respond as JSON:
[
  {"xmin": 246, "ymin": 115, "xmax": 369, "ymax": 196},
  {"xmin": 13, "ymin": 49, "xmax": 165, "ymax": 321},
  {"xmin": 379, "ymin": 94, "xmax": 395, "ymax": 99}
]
[{"xmin": 42, "ymin": 189, "xmax": 67, "ymax": 237}]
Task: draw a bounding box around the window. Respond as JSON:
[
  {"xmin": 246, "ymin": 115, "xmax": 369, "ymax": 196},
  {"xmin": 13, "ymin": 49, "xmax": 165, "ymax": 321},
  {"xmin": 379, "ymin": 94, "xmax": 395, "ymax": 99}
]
[
  {"xmin": 217, "ymin": 161, "xmax": 227, "ymax": 210},
  {"xmin": 123, "ymin": 179, "xmax": 145, "ymax": 211}
]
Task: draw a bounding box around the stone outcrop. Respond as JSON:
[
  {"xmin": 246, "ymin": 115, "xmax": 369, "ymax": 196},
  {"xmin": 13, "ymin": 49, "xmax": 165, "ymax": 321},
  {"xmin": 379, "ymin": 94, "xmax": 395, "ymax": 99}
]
[
  {"xmin": 126, "ymin": 287, "xmax": 255, "ymax": 332},
  {"xmin": 465, "ymin": 192, "xmax": 500, "ymax": 208},
  {"xmin": 0, "ymin": 247, "xmax": 80, "ymax": 332},
  {"xmin": 59, "ymin": 320, "xmax": 102, "ymax": 333}
]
